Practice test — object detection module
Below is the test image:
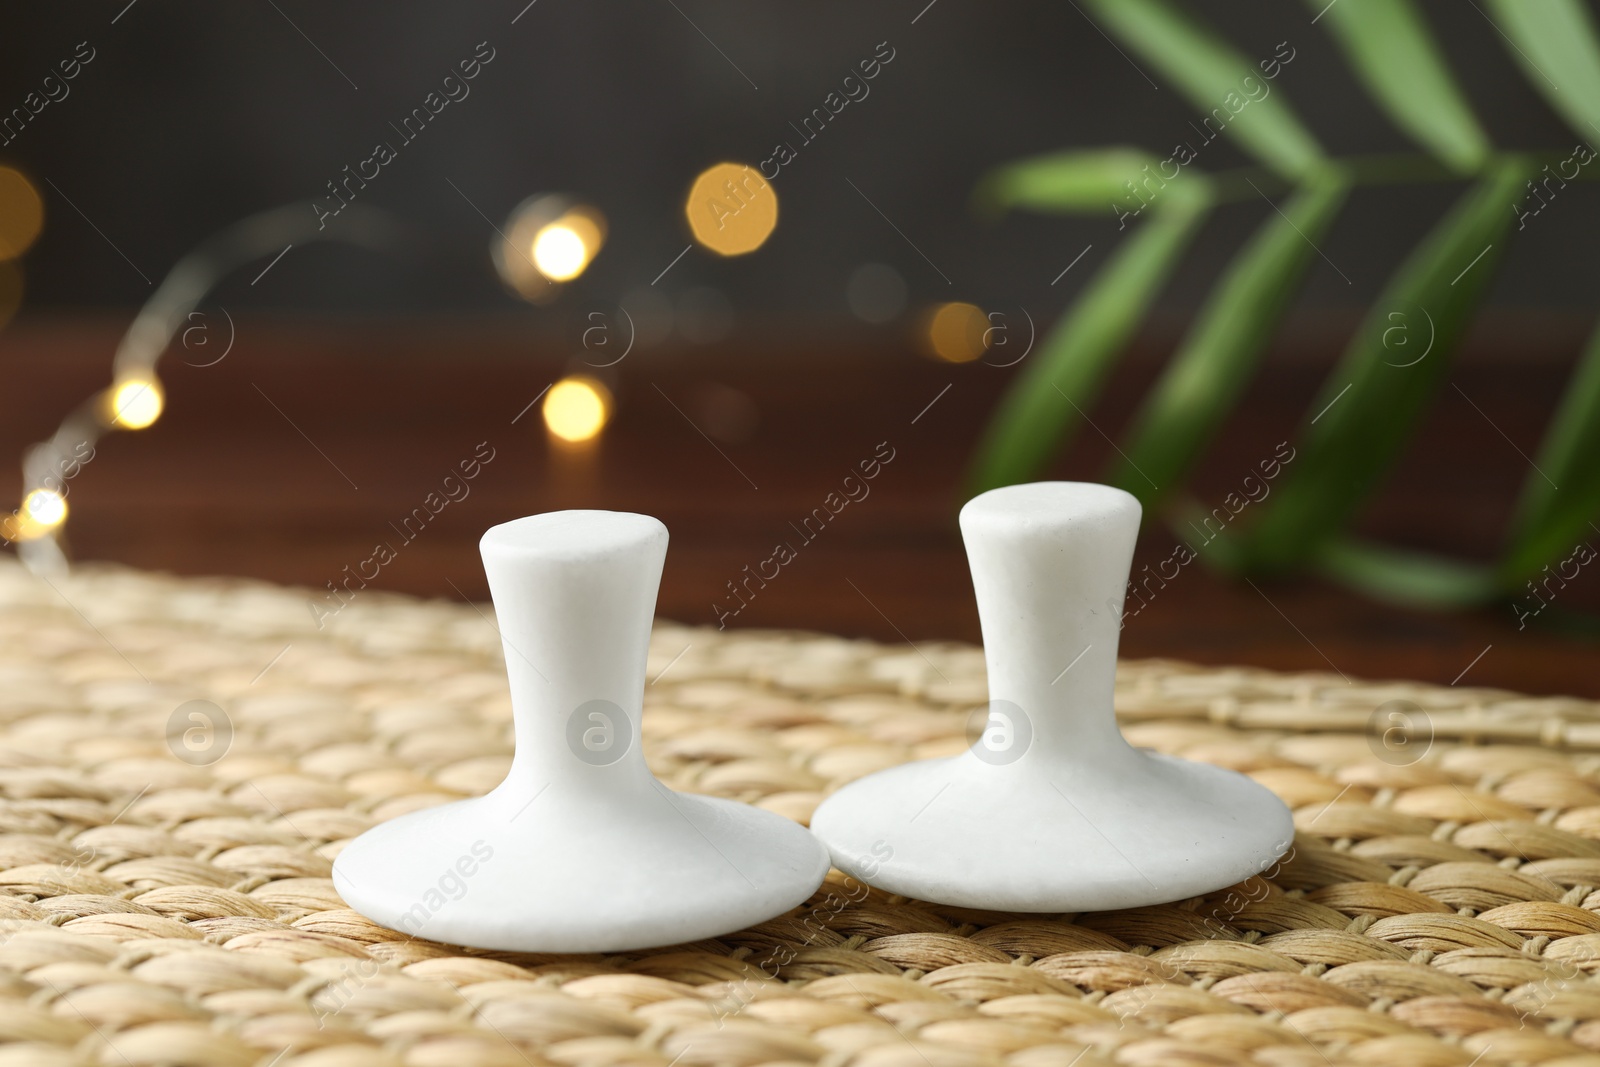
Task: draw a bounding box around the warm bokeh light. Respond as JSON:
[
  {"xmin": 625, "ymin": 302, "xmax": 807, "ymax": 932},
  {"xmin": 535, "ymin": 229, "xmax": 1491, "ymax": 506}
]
[
  {"xmin": 495, "ymin": 196, "xmax": 606, "ymax": 297},
  {"xmin": 685, "ymin": 163, "xmax": 777, "ymax": 256},
  {"xmin": 923, "ymin": 301, "xmax": 990, "ymax": 363},
  {"xmin": 109, "ymin": 377, "xmax": 165, "ymax": 429},
  {"xmin": 532, "ymin": 223, "xmax": 589, "ymax": 282},
  {"xmin": 22, "ymin": 488, "xmax": 67, "ymax": 528},
  {"xmin": 542, "ymin": 376, "xmax": 612, "ymax": 443},
  {"xmin": 7, "ymin": 488, "xmax": 68, "ymax": 541},
  {"xmin": 560, "ymin": 208, "xmax": 605, "ymax": 261},
  {"xmin": 0, "ymin": 167, "xmax": 43, "ymax": 262}
]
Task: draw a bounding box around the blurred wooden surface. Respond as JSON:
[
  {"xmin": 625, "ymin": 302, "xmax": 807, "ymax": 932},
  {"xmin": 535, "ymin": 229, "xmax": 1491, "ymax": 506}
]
[{"xmin": 3, "ymin": 314, "xmax": 1596, "ymax": 698}]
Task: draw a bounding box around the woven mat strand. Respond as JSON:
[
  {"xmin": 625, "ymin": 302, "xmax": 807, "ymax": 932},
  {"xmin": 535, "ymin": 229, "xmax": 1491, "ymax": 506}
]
[{"xmin": 4, "ymin": 561, "xmax": 1600, "ymax": 1067}]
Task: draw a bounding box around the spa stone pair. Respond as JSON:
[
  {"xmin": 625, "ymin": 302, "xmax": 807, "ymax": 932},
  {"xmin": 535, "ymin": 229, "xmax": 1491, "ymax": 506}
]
[{"xmin": 333, "ymin": 482, "xmax": 1293, "ymax": 952}]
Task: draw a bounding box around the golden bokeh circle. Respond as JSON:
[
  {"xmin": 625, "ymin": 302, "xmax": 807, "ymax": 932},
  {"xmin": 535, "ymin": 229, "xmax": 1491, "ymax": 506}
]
[
  {"xmin": 532, "ymin": 224, "xmax": 589, "ymax": 282},
  {"xmin": 0, "ymin": 168, "xmax": 43, "ymax": 262},
  {"xmin": 108, "ymin": 377, "xmax": 165, "ymax": 430},
  {"xmin": 23, "ymin": 488, "xmax": 67, "ymax": 528},
  {"xmin": 543, "ymin": 376, "xmax": 612, "ymax": 443},
  {"xmin": 923, "ymin": 302, "xmax": 990, "ymax": 363},
  {"xmin": 494, "ymin": 197, "xmax": 606, "ymax": 301},
  {"xmin": 685, "ymin": 163, "xmax": 777, "ymax": 256},
  {"xmin": 5, "ymin": 487, "xmax": 67, "ymax": 542}
]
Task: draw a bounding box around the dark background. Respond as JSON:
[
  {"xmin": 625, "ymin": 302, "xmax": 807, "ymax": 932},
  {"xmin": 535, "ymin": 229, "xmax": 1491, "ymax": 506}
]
[
  {"xmin": 3, "ymin": 1, "xmax": 1599, "ymax": 699},
  {"xmin": 5, "ymin": 1, "xmax": 1599, "ymax": 320}
]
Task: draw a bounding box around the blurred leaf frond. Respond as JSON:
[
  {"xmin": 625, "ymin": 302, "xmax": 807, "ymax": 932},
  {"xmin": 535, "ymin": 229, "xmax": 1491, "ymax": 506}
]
[{"xmin": 970, "ymin": 0, "xmax": 1600, "ymax": 616}]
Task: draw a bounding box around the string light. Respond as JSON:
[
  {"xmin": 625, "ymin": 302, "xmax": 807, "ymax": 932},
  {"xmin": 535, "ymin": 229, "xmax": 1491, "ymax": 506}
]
[
  {"xmin": 23, "ymin": 487, "xmax": 66, "ymax": 527},
  {"xmin": 532, "ymin": 223, "xmax": 589, "ymax": 282},
  {"xmin": 685, "ymin": 163, "xmax": 777, "ymax": 256},
  {"xmin": 4, "ymin": 488, "xmax": 67, "ymax": 543},
  {"xmin": 16, "ymin": 191, "xmax": 621, "ymax": 567},
  {"xmin": 495, "ymin": 196, "xmax": 606, "ymax": 298},
  {"xmin": 923, "ymin": 301, "xmax": 990, "ymax": 363},
  {"xmin": 11, "ymin": 202, "xmax": 401, "ymax": 574},
  {"xmin": 108, "ymin": 377, "xmax": 164, "ymax": 429},
  {"xmin": 543, "ymin": 376, "xmax": 612, "ymax": 443}
]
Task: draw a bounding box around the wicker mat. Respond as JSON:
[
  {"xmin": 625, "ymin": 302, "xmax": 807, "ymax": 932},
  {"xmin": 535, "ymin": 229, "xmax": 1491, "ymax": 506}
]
[{"xmin": 5, "ymin": 562, "xmax": 1600, "ymax": 1067}]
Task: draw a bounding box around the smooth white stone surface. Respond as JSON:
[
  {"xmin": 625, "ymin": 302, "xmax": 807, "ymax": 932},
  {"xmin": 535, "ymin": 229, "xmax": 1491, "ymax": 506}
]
[
  {"xmin": 810, "ymin": 482, "xmax": 1293, "ymax": 912},
  {"xmin": 334, "ymin": 511, "xmax": 830, "ymax": 952}
]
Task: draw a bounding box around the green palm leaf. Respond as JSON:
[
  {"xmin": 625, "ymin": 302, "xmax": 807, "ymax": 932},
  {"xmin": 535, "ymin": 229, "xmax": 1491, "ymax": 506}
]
[
  {"xmin": 969, "ymin": 5, "xmax": 1597, "ymax": 619},
  {"xmin": 1312, "ymin": 538, "xmax": 1497, "ymax": 608},
  {"xmin": 1082, "ymin": 0, "xmax": 1325, "ymax": 180},
  {"xmin": 1242, "ymin": 158, "xmax": 1534, "ymax": 572},
  {"xmin": 1486, "ymin": 0, "xmax": 1600, "ymax": 142},
  {"xmin": 1108, "ymin": 173, "xmax": 1349, "ymax": 505},
  {"xmin": 967, "ymin": 186, "xmax": 1211, "ymax": 497},
  {"xmin": 1313, "ymin": 0, "xmax": 1490, "ymax": 173},
  {"xmin": 1500, "ymin": 319, "xmax": 1600, "ymax": 583},
  {"xmin": 977, "ymin": 147, "xmax": 1167, "ymax": 216}
]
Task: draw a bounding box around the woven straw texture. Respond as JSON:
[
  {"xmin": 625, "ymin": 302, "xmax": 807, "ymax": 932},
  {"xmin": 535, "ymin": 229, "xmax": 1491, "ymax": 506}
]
[{"xmin": 4, "ymin": 560, "xmax": 1600, "ymax": 1067}]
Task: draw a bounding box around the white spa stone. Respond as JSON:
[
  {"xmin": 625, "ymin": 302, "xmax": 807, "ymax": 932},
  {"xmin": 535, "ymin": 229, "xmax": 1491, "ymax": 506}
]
[
  {"xmin": 809, "ymin": 482, "xmax": 1293, "ymax": 912},
  {"xmin": 333, "ymin": 511, "xmax": 830, "ymax": 952}
]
